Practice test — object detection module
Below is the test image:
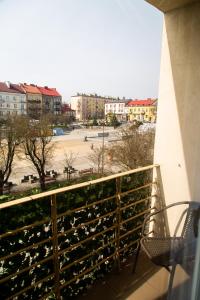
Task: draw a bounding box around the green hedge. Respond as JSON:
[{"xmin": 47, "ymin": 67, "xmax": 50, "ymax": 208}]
[{"xmin": 0, "ymin": 169, "xmax": 152, "ymax": 299}]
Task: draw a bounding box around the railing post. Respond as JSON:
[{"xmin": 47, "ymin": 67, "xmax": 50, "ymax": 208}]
[
  {"xmin": 115, "ymin": 177, "xmax": 121, "ymax": 272},
  {"xmin": 51, "ymin": 194, "xmax": 60, "ymax": 300}
]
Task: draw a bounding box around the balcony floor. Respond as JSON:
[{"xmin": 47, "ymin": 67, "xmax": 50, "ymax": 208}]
[{"xmin": 76, "ymin": 251, "xmax": 169, "ymax": 300}]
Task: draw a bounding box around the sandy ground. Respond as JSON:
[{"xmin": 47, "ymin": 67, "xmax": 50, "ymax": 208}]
[{"xmin": 9, "ymin": 127, "xmax": 117, "ymax": 187}]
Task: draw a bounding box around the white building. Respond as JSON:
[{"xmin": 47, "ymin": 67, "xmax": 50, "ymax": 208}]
[
  {"xmin": 105, "ymin": 100, "xmax": 128, "ymax": 122},
  {"xmin": 0, "ymin": 82, "xmax": 26, "ymax": 117}
]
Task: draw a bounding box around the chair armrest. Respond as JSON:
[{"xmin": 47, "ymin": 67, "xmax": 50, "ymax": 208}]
[{"xmin": 141, "ymin": 201, "xmax": 190, "ymax": 237}]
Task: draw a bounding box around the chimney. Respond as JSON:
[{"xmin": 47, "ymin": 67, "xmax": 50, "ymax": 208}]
[
  {"xmin": 5, "ymin": 81, "xmax": 11, "ymax": 88},
  {"xmin": 44, "ymin": 86, "xmax": 48, "ymax": 89}
]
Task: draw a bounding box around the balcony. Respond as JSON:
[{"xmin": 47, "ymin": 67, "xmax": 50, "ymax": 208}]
[
  {"xmin": 28, "ymin": 107, "xmax": 42, "ymax": 111},
  {"xmin": 76, "ymin": 251, "xmax": 169, "ymax": 300},
  {"xmin": 0, "ymin": 165, "xmax": 160, "ymax": 299},
  {"xmin": 28, "ymin": 100, "xmax": 41, "ymax": 103}
]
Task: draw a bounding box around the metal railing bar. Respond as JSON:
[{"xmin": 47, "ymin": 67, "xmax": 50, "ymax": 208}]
[
  {"xmin": 57, "ymin": 195, "xmax": 116, "ymax": 219},
  {"xmin": 58, "ymin": 225, "xmax": 116, "ymax": 256},
  {"xmin": 120, "ymin": 183, "xmax": 154, "ymax": 198},
  {"xmin": 119, "ymin": 225, "xmax": 143, "ymax": 240},
  {"xmin": 0, "ymin": 237, "xmax": 53, "ymax": 261},
  {"xmin": 60, "ymin": 238, "xmax": 117, "ymax": 273},
  {"xmin": 119, "ymin": 238, "xmax": 140, "ymax": 253},
  {"xmin": 146, "ymin": 230, "xmax": 154, "ymax": 236},
  {"xmin": 0, "ymin": 217, "xmax": 51, "ymax": 239},
  {"xmin": 121, "ymin": 208, "xmax": 153, "ymax": 225},
  {"xmin": 59, "ymin": 252, "xmax": 115, "ymax": 290},
  {"xmin": 57, "ymin": 209, "xmax": 117, "ymax": 238},
  {"xmin": 115, "ymin": 177, "xmax": 121, "ymax": 271},
  {"xmin": 0, "ymin": 165, "xmax": 158, "ymax": 210},
  {"xmin": 6, "ymin": 273, "xmax": 54, "ymax": 300},
  {"xmin": 0, "ymin": 255, "xmax": 54, "ymax": 285},
  {"xmin": 51, "ymin": 194, "xmax": 60, "ymax": 299},
  {"xmin": 120, "ymin": 196, "xmax": 152, "ymax": 211},
  {"xmin": 0, "ymin": 164, "xmax": 160, "ymax": 300}
]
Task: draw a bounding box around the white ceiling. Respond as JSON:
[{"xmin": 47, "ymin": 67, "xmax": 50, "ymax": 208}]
[{"xmin": 146, "ymin": 0, "xmax": 200, "ymax": 12}]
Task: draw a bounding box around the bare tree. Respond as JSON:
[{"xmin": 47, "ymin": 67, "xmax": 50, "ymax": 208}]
[
  {"xmin": 64, "ymin": 151, "xmax": 77, "ymax": 168},
  {"xmin": 88, "ymin": 145, "xmax": 105, "ymax": 175},
  {"xmin": 108, "ymin": 125, "xmax": 155, "ymax": 171},
  {"xmin": 21, "ymin": 117, "xmax": 55, "ymax": 191},
  {"xmin": 0, "ymin": 117, "xmax": 21, "ymax": 195},
  {"xmin": 64, "ymin": 151, "xmax": 77, "ymax": 180}
]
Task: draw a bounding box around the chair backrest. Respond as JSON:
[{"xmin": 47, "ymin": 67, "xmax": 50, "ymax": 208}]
[{"xmin": 181, "ymin": 202, "xmax": 200, "ymax": 240}]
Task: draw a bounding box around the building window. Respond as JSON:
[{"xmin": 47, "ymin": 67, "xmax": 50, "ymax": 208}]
[
  {"xmin": 7, "ymin": 104, "xmax": 10, "ymax": 108},
  {"xmin": 14, "ymin": 104, "xmax": 17, "ymax": 108},
  {"xmin": 6, "ymin": 96, "xmax": 9, "ymax": 100}
]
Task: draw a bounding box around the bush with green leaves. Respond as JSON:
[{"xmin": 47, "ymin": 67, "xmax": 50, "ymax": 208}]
[{"xmin": 0, "ymin": 169, "xmax": 152, "ymax": 299}]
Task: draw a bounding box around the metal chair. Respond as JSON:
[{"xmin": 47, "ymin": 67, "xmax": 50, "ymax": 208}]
[{"xmin": 133, "ymin": 201, "xmax": 200, "ymax": 299}]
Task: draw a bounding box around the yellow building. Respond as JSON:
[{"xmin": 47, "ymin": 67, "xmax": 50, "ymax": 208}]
[
  {"xmin": 127, "ymin": 99, "xmax": 157, "ymax": 123},
  {"xmin": 71, "ymin": 93, "xmax": 117, "ymax": 121}
]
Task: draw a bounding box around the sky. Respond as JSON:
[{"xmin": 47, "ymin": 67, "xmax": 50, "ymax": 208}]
[{"xmin": 0, "ymin": 0, "xmax": 163, "ymax": 102}]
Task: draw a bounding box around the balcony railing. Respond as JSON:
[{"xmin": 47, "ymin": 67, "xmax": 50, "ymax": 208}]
[{"xmin": 0, "ymin": 164, "xmax": 159, "ymax": 299}]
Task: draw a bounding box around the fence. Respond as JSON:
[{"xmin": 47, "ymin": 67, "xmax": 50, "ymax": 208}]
[{"xmin": 0, "ymin": 164, "xmax": 158, "ymax": 299}]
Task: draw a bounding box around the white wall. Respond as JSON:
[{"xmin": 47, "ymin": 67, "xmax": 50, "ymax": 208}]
[
  {"xmin": 154, "ymin": 2, "xmax": 200, "ymax": 231},
  {"xmin": 0, "ymin": 92, "xmax": 26, "ymax": 116}
]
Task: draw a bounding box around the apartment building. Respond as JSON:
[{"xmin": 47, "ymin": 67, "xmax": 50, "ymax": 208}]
[
  {"xmin": 71, "ymin": 93, "xmax": 116, "ymax": 121},
  {"xmin": 0, "ymin": 82, "xmax": 26, "ymax": 117},
  {"xmin": 21, "ymin": 84, "xmax": 42, "ymax": 119},
  {"xmin": 37, "ymin": 86, "xmax": 62, "ymax": 115},
  {"xmin": 127, "ymin": 99, "xmax": 157, "ymax": 122},
  {"xmin": 105, "ymin": 100, "xmax": 129, "ymax": 122}
]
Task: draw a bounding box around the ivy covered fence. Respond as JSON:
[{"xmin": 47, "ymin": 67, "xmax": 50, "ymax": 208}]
[{"xmin": 0, "ymin": 165, "xmax": 158, "ymax": 299}]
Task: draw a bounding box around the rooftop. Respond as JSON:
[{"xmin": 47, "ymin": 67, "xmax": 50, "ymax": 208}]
[
  {"xmin": 0, "ymin": 82, "xmax": 25, "ymax": 94},
  {"xmin": 21, "ymin": 83, "xmax": 41, "ymax": 94},
  {"xmin": 128, "ymin": 99, "xmax": 156, "ymax": 107},
  {"xmin": 71, "ymin": 93, "xmax": 125, "ymax": 100},
  {"xmin": 37, "ymin": 86, "xmax": 61, "ymax": 97}
]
